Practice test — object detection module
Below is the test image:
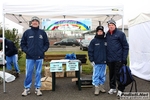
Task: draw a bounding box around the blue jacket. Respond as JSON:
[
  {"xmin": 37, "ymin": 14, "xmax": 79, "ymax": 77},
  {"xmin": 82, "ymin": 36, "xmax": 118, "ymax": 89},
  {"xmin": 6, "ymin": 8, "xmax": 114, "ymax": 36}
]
[
  {"xmin": 5, "ymin": 39, "xmax": 18, "ymax": 57},
  {"xmin": 88, "ymin": 36, "xmax": 107, "ymax": 64},
  {"xmin": 20, "ymin": 27, "xmax": 49, "ymax": 59},
  {"xmin": 106, "ymin": 28, "xmax": 129, "ymax": 62}
]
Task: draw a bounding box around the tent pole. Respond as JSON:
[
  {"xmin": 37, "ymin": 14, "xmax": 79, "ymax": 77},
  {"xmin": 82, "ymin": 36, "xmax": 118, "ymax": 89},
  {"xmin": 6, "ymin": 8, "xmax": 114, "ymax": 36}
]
[
  {"xmin": 98, "ymin": 21, "xmax": 101, "ymax": 26},
  {"xmin": 2, "ymin": 5, "xmax": 6, "ymax": 93},
  {"xmin": 122, "ymin": 15, "xmax": 124, "ymax": 32},
  {"xmin": 102, "ymin": 15, "xmax": 109, "ymax": 25},
  {"xmin": 122, "ymin": 7, "xmax": 124, "ymax": 32}
]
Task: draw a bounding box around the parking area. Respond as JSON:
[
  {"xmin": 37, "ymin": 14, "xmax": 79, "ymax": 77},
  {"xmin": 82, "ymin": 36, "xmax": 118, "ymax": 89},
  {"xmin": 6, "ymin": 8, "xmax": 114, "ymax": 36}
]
[{"xmin": 0, "ymin": 74, "xmax": 150, "ymax": 100}]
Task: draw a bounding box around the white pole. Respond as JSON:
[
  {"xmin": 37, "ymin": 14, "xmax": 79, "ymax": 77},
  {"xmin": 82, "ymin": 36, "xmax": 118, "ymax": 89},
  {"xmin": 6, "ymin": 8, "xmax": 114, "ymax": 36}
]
[
  {"xmin": 122, "ymin": 6, "xmax": 124, "ymax": 32},
  {"xmin": 2, "ymin": 4, "xmax": 6, "ymax": 93}
]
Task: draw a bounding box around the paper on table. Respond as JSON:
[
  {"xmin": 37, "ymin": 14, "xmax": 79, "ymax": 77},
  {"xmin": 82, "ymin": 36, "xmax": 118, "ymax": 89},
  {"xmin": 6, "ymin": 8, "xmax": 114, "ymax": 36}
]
[{"xmin": 50, "ymin": 59, "xmax": 81, "ymax": 63}]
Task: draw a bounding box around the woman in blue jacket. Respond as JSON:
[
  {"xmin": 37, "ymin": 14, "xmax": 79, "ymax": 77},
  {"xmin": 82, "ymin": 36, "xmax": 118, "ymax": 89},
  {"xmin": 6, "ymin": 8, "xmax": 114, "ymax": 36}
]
[{"xmin": 88, "ymin": 26, "xmax": 107, "ymax": 96}]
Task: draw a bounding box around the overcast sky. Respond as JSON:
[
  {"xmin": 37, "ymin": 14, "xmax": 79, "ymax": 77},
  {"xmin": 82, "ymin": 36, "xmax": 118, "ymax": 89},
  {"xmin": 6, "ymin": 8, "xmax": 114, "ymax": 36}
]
[{"xmin": 0, "ymin": 0, "xmax": 150, "ymax": 33}]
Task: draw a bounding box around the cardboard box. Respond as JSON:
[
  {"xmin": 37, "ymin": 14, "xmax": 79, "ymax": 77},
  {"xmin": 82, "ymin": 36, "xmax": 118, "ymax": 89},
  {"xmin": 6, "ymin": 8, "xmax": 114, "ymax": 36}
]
[
  {"xmin": 40, "ymin": 77, "xmax": 52, "ymax": 90},
  {"xmin": 66, "ymin": 71, "xmax": 76, "ymax": 77},
  {"xmin": 44, "ymin": 66, "xmax": 65, "ymax": 78},
  {"xmin": 44, "ymin": 66, "xmax": 51, "ymax": 77},
  {"xmin": 72, "ymin": 78, "xmax": 78, "ymax": 82},
  {"xmin": 56, "ymin": 72, "xmax": 65, "ymax": 77}
]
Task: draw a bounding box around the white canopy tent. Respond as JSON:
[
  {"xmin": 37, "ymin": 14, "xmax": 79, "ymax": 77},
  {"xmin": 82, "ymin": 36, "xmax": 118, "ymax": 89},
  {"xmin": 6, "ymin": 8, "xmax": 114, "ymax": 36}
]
[
  {"xmin": 2, "ymin": 2, "xmax": 124, "ymax": 92},
  {"xmin": 128, "ymin": 13, "xmax": 150, "ymax": 81},
  {"xmin": 3, "ymin": 2, "xmax": 124, "ymax": 30}
]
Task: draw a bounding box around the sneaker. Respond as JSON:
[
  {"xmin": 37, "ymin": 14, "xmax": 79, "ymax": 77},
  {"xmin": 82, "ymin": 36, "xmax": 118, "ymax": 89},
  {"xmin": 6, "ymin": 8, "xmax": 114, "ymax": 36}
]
[
  {"xmin": 94, "ymin": 86, "xmax": 100, "ymax": 96},
  {"xmin": 15, "ymin": 73, "xmax": 20, "ymax": 78},
  {"xmin": 22, "ymin": 88, "xmax": 30, "ymax": 96},
  {"xmin": 117, "ymin": 90, "xmax": 122, "ymax": 98},
  {"xmin": 35, "ymin": 88, "xmax": 42, "ymax": 96},
  {"xmin": 99, "ymin": 85, "xmax": 106, "ymax": 93},
  {"xmin": 108, "ymin": 89, "xmax": 117, "ymax": 94}
]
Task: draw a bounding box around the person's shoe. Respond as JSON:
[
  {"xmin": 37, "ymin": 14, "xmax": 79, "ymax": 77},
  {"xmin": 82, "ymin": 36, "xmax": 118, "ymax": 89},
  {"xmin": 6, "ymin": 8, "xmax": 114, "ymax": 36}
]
[
  {"xmin": 35, "ymin": 88, "xmax": 42, "ymax": 96},
  {"xmin": 94, "ymin": 86, "xmax": 100, "ymax": 96},
  {"xmin": 108, "ymin": 89, "xmax": 117, "ymax": 94},
  {"xmin": 15, "ymin": 73, "xmax": 20, "ymax": 78},
  {"xmin": 22, "ymin": 88, "xmax": 30, "ymax": 96},
  {"xmin": 117, "ymin": 90, "xmax": 122, "ymax": 98},
  {"xmin": 99, "ymin": 85, "xmax": 106, "ymax": 93}
]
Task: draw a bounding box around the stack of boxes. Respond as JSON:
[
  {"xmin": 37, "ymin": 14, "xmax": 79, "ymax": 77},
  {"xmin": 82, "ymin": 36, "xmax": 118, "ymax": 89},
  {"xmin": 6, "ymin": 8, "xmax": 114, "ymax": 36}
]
[{"xmin": 44, "ymin": 66, "xmax": 77, "ymax": 78}]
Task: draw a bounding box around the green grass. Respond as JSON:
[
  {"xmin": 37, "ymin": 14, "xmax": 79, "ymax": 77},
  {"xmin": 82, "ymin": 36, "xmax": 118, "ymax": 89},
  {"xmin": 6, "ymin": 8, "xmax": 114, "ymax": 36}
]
[{"xmin": 18, "ymin": 53, "xmax": 26, "ymax": 73}]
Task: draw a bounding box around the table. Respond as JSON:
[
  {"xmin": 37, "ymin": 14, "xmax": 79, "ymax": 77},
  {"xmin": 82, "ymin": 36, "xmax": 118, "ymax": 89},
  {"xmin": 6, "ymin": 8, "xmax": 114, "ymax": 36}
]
[{"xmin": 50, "ymin": 59, "xmax": 81, "ymax": 91}]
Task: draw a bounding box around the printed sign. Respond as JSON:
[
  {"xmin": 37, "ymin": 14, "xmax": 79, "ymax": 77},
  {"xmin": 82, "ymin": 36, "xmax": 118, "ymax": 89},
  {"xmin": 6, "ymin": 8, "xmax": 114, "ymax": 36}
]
[
  {"xmin": 50, "ymin": 62, "xmax": 63, "ymax": 72},
  {"xmin": 42, "ymin": 19, "xmax": 92, "ymax": 31},
  {"xmin": 66, "ymin": 62, "xmax": 79, "ymax": 71}
]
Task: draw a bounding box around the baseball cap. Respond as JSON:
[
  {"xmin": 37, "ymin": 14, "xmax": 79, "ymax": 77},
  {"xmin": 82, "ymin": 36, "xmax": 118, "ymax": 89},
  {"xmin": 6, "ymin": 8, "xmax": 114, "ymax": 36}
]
[
  {"xmin": 107, "ymin": 19, "xmax": 116, "ymax": 25},
  {"xmin": 96, "ymin": 26, "xmax": 104, "ymax": 32},
  {"xmin": 31, "ymin": 16, "xmax": 40, "ymax": 23}
]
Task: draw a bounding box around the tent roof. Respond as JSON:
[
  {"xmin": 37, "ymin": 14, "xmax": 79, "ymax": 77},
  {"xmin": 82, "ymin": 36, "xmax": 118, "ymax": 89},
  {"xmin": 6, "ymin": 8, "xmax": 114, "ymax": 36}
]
[
  {"xmin": 128, "ymin": 13, "xmax": 150, "ymax": 27},
  {"xmin": 3, "ymin": 3, "xmax": 123, "ymax": 30}
]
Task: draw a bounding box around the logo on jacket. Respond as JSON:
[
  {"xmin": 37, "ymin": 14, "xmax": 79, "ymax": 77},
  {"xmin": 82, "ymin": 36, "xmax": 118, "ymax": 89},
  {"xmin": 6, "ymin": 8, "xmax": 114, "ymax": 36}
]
[
  {"xmin": 104, "ymin": 42, "xmax": 107, "ymax": 46},
  {"xmin": 95, "ymin": 43, "xmax": 100, "ymax": 45},
  {"xmin": 5, "ymin": 45, "xmax": 8, "ymax": 48},
  {"xmin": 39, "ymin": 35, "xmax": 43, "ymax": 39},
  {"xmin": 29, "ymin": 36, "xmax": 34, "ymax": 38}
]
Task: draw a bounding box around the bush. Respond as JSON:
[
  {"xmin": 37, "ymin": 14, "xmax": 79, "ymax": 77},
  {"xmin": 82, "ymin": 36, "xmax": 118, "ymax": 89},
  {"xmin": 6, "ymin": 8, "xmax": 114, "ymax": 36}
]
[{"xmin": 0, "ymin": 28, "xmax": 23, "ymax": 60}]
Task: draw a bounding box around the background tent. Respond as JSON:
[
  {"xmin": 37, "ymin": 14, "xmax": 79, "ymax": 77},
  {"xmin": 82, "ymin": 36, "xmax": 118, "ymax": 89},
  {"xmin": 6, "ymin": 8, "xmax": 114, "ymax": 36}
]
[{"xmin": 128, "ymin": 13, "xmax": 150, "ymax": 81}]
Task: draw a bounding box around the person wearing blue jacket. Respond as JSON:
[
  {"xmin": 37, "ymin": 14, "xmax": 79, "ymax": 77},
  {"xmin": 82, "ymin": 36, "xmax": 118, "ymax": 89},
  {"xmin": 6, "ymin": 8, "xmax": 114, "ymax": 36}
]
[
  {"xmin": 21, "ymin": 16, "xmax": 49, "ymax": 96},
  {"xmin": 88, "ymin": 26, "xmax": 107, "ymax": 96},
  {"xmin": 0, "ymin": 38, "xmax": 20, "ymax": 77},
  {"xmin": 106, "ymin": 19, "xmax": 129, "ymax": 98}
]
